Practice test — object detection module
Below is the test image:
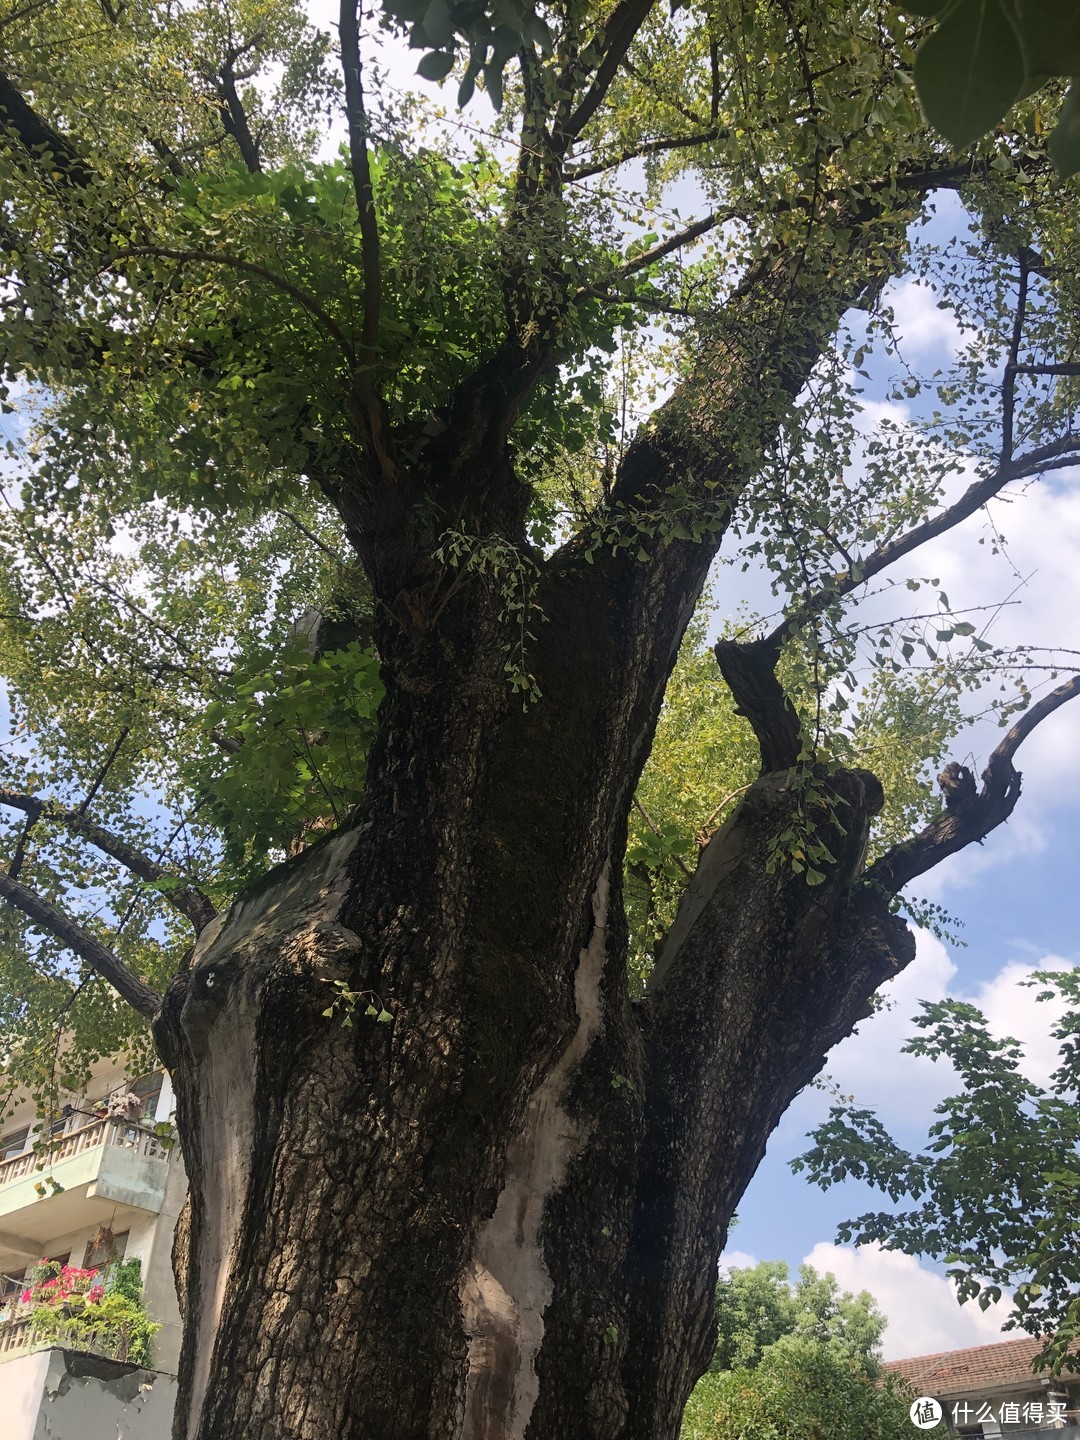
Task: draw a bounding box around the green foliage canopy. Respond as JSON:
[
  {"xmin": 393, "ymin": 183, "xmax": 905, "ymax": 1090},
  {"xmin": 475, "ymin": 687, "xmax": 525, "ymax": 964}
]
[
  {"xmin": 710, "ymin": 1260, "xmax": 887, "ymax": 1376},
  {"xmin": 795, "ymin": 969, "xmax": 1080, "ymax": 1372},
  {"xmin": 682, "ymin": 1333, "xmax": 913, "ymax": 1440}
]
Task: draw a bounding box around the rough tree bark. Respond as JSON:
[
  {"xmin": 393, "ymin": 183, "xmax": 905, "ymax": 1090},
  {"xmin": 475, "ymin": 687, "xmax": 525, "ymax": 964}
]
[{"xmin": 141, "ymin": 200, "xmax": 991, "ymax": 1440}]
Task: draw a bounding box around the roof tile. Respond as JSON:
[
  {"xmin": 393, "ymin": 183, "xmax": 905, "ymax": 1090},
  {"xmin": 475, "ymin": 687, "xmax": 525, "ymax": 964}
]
[{"xmin": 884, "ymin": 1337, "xmax": 1079, "ymax": 1395}]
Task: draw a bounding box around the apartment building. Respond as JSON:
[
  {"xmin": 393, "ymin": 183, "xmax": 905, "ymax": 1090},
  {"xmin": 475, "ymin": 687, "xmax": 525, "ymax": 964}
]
[{"xmin": 0, "ymin": 1060, "xmax": 185, "ymax": 1378}]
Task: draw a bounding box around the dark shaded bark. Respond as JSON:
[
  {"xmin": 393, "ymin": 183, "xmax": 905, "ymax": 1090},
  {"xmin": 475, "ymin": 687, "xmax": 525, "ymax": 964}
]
[{"xmin": 141, "ymin": 187, "xmax": 944, "ymax": 1440}]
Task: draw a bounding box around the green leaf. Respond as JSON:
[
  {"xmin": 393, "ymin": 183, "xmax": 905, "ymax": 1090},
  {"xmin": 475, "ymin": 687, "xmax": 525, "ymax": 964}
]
[
  {"xmin": 417, "ymin": 49, "xmax": 455, "ymax": 81},
  {"xmin": 422, "ymin": 0, "xmax": 454, "ymax": 47},
  {"xmin": 1048, "ymin": 80, "xmax": 1080, "ymax": 176},
  {"xmin": 915, "ymin": 0, "xmax": 1026, "ymax": 147},
  {"xmin": 1013, "ymin": 0, "xmax": 1080, "ymax": 78}
]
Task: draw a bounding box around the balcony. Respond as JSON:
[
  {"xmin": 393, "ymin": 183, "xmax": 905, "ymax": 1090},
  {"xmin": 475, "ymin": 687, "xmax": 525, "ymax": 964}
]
[{"xmin": 0, "ymin": 1118, "xmax": 170, "ymax": 1258}]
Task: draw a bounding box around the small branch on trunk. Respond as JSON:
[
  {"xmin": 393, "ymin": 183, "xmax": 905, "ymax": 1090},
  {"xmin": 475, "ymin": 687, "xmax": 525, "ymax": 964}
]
[
  {"xmin": 0, "ymin": 788, "xmax": 217, "ymax": 933},
  {"xmin": 217, "ymin": 60, "xmax": 263, "ymax": 174},
  {"xmin": 632, "ymin": 797, "xmax": 694, "ymax": 878},
  {"xmin": 1013, "ymin": 361, "xmax": 1080, "ymax": 377},
  {"xmin": 575, "ymin": 209, "xmax": 734, "ymax": 300},
  {"xmin": 338, "ymin": 0, "xmax": 394, "ymax": 479},
  {"xmin": 7, "ymin": 814, "xmax": 35, "ymax": 881},
  {"xmin": 868, "ymin": 673, "xmax": 1080, "ymax": 893},
  {"xmin": 0, "ymin": 69, "xmax": 94, "ymax": 187},
  {"xmin": 565, "ymin": 127, "xmax": 725, "ymax": 183},
  {"xmin": 0, "ymin": 870, "xmax": 161, "ymax": 1018},
  {"xmin": 338, "ymin": 0, "xmax": 380, "ymax": 371},
  {"xmin": 620, "ymin": 56, "xmax": 710, "ymax": 129},
  {"xmin": 278, "ymin": 509, "xmax": 347, "ymax": 565},
  {"xmin": 554, "ymin": 0, "xmax": 658, "ymax": 154},
  {"xmin": 108, "ymin": 246, "xmax": 357, "ymax": 365},
  {"xmin": 713, "ymin": 636, "xmax": 803, "ymax": 774},
  {"xmin": 76, "ymin": 724, "xmax": 131, "ymax": 819},
  {"xmin": 1000, "ymin": 248, "xmax": 1032, "ymax": 469}
]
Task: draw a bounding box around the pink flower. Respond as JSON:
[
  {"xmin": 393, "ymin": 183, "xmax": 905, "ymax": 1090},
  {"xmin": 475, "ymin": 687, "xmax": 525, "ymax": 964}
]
[
  {"xmin": 88, "ymin": 1285, "xmax": 104, "ymax": 1303},
  {"xmin": 20, "ymin": 1289, "xmax": 31, "ymax": 1303}
]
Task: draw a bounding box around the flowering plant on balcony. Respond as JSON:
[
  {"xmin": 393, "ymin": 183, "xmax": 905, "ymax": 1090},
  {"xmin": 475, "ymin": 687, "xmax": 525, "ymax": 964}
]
[
  {"xmin": 7, "ymin": 1256, "xmax": 159, "ymax": 1366},
  {"xmin": 20, "ymin": 1259, "xmax": 103, "ymax": 1307}
]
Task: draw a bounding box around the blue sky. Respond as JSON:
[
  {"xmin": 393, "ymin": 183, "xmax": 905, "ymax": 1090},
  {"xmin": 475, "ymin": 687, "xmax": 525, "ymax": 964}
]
[{"xmin": 707, "ymin": 202, "xmax": 1080, "ymax": 1356}]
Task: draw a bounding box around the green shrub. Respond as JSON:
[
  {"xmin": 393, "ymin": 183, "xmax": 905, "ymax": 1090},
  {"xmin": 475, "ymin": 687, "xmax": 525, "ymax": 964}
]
[{"xmin": 682, "ymin": 1335, "xmax": 913, "ymax": 1440}]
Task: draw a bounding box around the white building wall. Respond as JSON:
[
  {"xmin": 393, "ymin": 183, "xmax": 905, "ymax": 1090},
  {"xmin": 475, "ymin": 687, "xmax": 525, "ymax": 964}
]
[{"xmin": 2, "ymin": 1348, "xmax": 176, "ymax": 1440}]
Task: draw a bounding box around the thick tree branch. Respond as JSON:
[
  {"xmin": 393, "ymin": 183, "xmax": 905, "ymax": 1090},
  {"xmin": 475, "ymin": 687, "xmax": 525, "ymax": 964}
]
[
  {"xmin": 0, "ymin": 871, "xmax": 161, "ymax": 1018},
  {"xmin": 0, "ymin": 69, "xmax": 93, "ymax": 187},
  {"xmin": 868, "ymin": 673, "xmax": 1080, "ymax": 893},
  {"xmin": 0, "ymin": 789, "xmax": 217, "ymax": 933},
  {"xmin": 554, "ymin": 0, "xmax": 658, "ymax": 153},
  {"xmin": 713, "ymin": 636, "xmax": 802, "ymax": 773}
]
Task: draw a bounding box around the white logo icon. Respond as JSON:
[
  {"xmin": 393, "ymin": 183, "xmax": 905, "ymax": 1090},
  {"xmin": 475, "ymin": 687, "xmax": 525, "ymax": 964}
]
[{"xmin": 910, "ymin": 1397, "xmax": 943, "ymax": 1429}]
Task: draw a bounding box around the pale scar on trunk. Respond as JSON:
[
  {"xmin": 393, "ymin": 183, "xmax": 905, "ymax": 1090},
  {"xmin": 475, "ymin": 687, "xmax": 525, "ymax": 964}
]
[
  {"xmin": 178, "ymin": 830, "xmax": 361, "ymax": 1440},
  {"xmin": 459, "ymin": 862, "xmax": 611, "ymax": 1440}
]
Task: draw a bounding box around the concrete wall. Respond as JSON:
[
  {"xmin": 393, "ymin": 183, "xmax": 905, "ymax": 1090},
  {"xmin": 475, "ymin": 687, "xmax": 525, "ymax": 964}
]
[
  {"xmin": 139, "ymin": 1152, "xmax": 186, "ymax": 1375},
  {"xmin": 1, "ymin": 1347, "xmax": 177, "ymax": 1440}
]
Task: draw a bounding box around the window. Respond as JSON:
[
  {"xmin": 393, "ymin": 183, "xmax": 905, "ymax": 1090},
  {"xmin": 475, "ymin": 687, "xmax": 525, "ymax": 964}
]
[
  {"xmin": 0, "ymin": 1272, "xmax": 24, "ymax": 1302},
  {"xmin": 125, "ymin": 1071, "xmax": 163, "ymax": 1121},
  {"xmin": 84, "ymin": 1230, "xmax": 128, "ymax": 1270},
  {"xmin": 0, "ymin": 1125, "xmax": 29, "ymax": 1161}
]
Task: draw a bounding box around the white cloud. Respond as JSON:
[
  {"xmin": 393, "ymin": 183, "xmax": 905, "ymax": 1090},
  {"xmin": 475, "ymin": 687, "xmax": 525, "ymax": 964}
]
[
  {"xmin": 718, "ymin": 1248, "xmax": 759, "ymax": 1273},
  {"xmin": 783, "ymin": 938, "xmax": 1078, "ymax": 1140},
  {"xmin": 884, "ymin": 277, "xmax": 967, "ymax": 358},
  {"xmin": 802, "ymin": 1242, "xmax": 1013, "ymax": 1361},
  {"xmin": 966, "ymin": 953, "xmax": 1076, "ymax": 1090}
]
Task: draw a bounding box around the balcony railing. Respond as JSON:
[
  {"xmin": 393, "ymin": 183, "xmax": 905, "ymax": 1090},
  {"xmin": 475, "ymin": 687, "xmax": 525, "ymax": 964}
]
[{"xmin": 0, "ymin": 1117, "xmax": 168, "ymax": 1190}]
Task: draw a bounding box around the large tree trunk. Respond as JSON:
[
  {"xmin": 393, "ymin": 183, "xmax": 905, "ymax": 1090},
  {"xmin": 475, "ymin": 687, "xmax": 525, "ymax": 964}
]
[
  {"xmin": 152, "ymin": 198, "xmax": 927, "ymax": 1440},
  {"xmin": 153, "ymin": 607, "xmax": 914, "ymax": 1440}
]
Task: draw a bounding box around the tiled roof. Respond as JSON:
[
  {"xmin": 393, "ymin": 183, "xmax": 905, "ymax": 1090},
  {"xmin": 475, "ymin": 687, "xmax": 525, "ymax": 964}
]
[{"xmin": 884, "ymin": 1337, "xmax": 1078, "ymax": 1395}]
